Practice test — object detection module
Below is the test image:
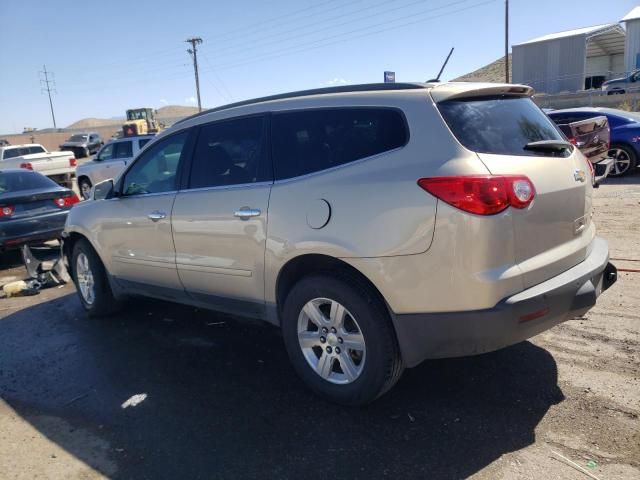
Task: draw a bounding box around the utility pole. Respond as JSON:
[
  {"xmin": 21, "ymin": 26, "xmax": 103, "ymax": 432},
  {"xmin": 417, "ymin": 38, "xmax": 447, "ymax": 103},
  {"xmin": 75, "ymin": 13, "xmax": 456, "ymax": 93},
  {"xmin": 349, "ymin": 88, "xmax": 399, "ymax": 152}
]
[
  {"xmin": 40, "ymin": 65, "xmax": 57, "ymax": 129},
  {"xmin": 505, "ymin": 0, "xmax": 510, "ymax": 83},
  {"xmin": 186, "ymin": 37, "xmax": 203, "ymax": 112}
]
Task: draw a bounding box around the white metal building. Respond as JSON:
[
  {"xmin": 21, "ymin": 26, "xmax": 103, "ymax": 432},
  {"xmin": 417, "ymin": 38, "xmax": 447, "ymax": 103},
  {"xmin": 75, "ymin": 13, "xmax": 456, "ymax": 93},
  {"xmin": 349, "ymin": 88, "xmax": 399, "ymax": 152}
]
[
  {"xmin": 623, "ymin": 7, "xmax": 640, "ymax": 72},
  {"xmin": 512, "ymin": 24, "xmax": 626, "ymax": 94}
]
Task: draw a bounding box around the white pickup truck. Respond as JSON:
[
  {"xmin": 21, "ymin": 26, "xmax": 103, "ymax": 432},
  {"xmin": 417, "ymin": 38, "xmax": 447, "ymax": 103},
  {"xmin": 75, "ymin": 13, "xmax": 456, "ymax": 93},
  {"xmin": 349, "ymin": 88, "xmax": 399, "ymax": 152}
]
[{"xmin": 0, "ymin": 144, "xmax": 77, "ymax": 188}]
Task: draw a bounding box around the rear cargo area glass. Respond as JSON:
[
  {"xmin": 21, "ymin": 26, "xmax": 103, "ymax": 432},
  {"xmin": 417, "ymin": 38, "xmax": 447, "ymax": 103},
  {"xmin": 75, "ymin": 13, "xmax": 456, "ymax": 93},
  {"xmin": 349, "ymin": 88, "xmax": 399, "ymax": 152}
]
[{"xmin": 438, "ymin": 97, "xmax": 566, "ymax": 156}]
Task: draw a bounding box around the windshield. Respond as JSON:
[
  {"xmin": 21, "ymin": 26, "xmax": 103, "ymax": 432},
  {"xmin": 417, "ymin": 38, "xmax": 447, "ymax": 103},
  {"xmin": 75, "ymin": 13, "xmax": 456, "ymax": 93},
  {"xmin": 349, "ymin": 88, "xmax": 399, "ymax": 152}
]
[
  {"xmin": 127, "ymin": 110, "xmax": 148, "ymax": 120},
  {"xmin": 438, "ymin": 96, "xmax": 565, "ymax": 156},
  {"xmin": 68, "ymin": 134, "xmax": 89, "ymax": 142},
  {"xmin": 0, "ymin": 171, "xmax": 57, "ymax": 194}
]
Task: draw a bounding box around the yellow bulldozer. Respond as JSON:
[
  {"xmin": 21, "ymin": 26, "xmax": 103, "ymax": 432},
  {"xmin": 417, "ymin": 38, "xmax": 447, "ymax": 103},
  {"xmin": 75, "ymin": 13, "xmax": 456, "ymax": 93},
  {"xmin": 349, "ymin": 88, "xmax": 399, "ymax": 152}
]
[{"xmin": 122, "ymin": 108, "xmax": 162, "ymax": 137}]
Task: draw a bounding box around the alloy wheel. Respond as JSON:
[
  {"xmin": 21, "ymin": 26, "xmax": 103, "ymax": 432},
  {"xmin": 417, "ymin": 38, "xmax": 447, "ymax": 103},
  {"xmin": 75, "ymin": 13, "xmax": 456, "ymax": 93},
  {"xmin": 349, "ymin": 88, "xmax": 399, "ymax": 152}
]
[
  {"xmin": 76, "ymin": 252, "xmax": 95, "ymax": 305},
  {"xmin": 608, "ymin": 148, "xmax": 632, "ymax": 176},
  {"xmin": 297, "ymin": 298, "xmax": 366, "ymax": 384}
]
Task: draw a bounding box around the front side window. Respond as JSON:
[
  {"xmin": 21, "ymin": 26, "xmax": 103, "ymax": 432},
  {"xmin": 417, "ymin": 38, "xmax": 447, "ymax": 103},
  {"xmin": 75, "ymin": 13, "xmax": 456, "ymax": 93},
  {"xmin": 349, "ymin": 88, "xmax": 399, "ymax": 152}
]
[
  {"xmin": 97, "ymin": 144, "xmax": 114, "ymax": 161},
  {"xmin": 122, "ymin": 131, "xmax": 188, "ymax": 196},
  {"xmin": 438, "ymin": 96, "xmax": 565, "ymax": 156},
  {"xmin": 189, "ymin": 116, "xmax": 265, "ymax": 189},
  {"xmin": 114, "ymin": 141, "xmax": 133, "ymax": 159},
  {"xmin": 272, "ymin": 108, "xmax": 408, "ymax": 180},
  {"xmin": 138, "ymin": 138, "xmax": 151, "ymax": 149}
]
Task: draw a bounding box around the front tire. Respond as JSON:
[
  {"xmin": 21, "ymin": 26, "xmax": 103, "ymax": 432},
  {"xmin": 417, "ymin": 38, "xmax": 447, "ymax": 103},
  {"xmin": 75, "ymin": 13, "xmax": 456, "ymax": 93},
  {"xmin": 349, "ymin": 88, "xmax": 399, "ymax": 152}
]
[
  {"xmin": 71, "ymin": 239, "xmax": 121, "ymax": 317},
  {"xmin": 281, "ymin": 274, "xmax": 403, "ymax": 405},
  {"xmin": 608, "ymin": 144, "xmax": 637, "ymax": 177}
]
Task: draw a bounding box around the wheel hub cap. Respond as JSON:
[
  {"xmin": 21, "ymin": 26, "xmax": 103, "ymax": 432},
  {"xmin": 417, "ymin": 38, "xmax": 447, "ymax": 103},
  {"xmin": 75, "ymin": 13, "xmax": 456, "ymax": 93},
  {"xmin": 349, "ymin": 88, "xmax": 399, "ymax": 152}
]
[
  {"xmin": 297, "ymin": 298, "xmax": 366, "ymax": 385},
  {"xmin": 76, "ymin": 253, "xmax": 95, "ymax": 305}
]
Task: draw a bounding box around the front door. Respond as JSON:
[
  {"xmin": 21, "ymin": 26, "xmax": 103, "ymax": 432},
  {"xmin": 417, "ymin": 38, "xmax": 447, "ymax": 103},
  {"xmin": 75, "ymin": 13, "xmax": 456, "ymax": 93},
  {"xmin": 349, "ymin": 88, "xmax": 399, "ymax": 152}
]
[
  {"xmin": 95, "ymin": 130, "xmax": 191, "ymax": 300},
  {"xmin": 171, "ymin": 115, "xmax": 271, "ymax": 316}
]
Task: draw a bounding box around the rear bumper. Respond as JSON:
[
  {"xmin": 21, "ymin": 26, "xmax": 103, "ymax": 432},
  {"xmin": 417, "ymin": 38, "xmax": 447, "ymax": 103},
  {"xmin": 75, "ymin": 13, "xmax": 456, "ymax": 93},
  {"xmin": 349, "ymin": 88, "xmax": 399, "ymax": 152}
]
[
  {"xmin": 0, "ymin": 212, "xmax": 68, "ymax": 250},
  {"xmin": 392, "ymin": 236, "xmax": 616, "ymax": 367}
]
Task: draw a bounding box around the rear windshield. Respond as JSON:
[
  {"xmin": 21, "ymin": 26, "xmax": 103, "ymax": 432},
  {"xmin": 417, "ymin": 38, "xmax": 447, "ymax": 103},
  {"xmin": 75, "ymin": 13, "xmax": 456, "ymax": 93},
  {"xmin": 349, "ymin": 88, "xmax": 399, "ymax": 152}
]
[
  {"xmin": 68, "ymin": 134, "xmax": 89, "ymax": 142},
  {"xmin": 0, "ymin": 171, "xmax": 57, "ymax": 194},
  {"xmin": 438, "ymin": 96, "xmax": 565, "ymax": 156}
]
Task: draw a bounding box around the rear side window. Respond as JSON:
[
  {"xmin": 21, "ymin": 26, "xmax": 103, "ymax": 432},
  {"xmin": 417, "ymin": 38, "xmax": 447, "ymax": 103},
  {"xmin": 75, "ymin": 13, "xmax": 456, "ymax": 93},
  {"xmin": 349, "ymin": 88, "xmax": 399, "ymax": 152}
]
[
  {"xmin": 438, "ymin": 97, "xmax": 565, "ymax": 156},
  {"xmin": 0, "ymin": 171, "xmax": 56, "ymax": 193},
  {"xmin": 3, "ymin": 148, "xmax": 21, "ymax": 160},
  {"xmin": 114, "ymin": 141, "xmax": 133, "ymax": 158},
  {"xmin": 138, "ymin": 138, "xmax": 151, "ymax": 149},
  {"xmin": 188, "ymin": 115, "xmax": 266, "ymax": 189},
  {"xmin": 272, "ymin": 108, "xmax": 408, "ymax": 180}
]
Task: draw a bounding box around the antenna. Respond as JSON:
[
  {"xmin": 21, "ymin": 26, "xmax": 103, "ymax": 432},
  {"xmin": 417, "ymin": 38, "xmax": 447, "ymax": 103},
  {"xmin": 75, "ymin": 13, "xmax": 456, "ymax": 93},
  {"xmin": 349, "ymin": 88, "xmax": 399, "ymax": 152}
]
[{"xmin": 427, "ymin": 48, "xmax": 454, "ymax": 83}]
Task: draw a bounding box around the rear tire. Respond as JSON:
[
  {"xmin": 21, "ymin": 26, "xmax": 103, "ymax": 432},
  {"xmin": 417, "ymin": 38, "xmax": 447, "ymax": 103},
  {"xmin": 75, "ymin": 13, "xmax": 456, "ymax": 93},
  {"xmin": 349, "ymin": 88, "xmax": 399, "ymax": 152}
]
[
  {"xmin": 281, "ymin": 274, "xmax": 403, "ymax": 406},
  {"xmin": 608, "ymin": 144, "xmax": 637, "ymax": 177},
  {"xmin": 71, "ymin": 239, "xmax": 121, "ymax": 317}
]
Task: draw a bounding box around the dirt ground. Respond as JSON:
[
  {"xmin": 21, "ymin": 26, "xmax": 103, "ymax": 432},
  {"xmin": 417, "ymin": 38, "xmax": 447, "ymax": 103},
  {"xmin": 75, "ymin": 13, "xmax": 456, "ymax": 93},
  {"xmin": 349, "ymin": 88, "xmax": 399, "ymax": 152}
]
[{"xmin": 0, "ymin": 176, "xmax": 638, "ymax": 479}]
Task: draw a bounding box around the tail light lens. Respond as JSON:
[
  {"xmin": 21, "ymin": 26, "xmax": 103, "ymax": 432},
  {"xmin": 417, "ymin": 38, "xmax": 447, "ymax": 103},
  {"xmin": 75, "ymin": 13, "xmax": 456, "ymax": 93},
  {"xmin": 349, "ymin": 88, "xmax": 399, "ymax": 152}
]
[
  {"xmin": 0, "ymin": 205, "xmax": 15, "ymax": 218},
  {"xmin": 19, "ymin": 162, "xmax": 33, "ymax": 170},
  {"xmin": 568, "ymin": 137, "xmax": 577, "ymax": 145},
  {"xmin": 585, "ymin": 158, "xmax": 595, "ymax": 182},
  {"xmin": 69, "ymin": 158, "xmax": 77, "ymax": 167},
  {"xmin": 417, "ymin": 175, "xmax": 535, "ymax": 215},
  {"xmin": 54, "ymin": 194, "xmax": 80, "ymax": 208}
]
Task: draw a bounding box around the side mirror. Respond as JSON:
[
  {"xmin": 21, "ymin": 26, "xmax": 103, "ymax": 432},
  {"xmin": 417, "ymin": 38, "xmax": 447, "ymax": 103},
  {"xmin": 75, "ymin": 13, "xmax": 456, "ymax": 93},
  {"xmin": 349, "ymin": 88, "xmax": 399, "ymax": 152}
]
[{"xmin": 93, "ymin": 179, "xmax": 115, "ymax": 201}]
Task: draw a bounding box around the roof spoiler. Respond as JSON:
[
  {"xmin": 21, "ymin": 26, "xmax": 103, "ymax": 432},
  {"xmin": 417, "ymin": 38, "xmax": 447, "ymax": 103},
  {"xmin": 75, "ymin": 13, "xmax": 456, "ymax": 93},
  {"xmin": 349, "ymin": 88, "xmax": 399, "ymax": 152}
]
[{"xmin": 430, "ymin": 83, "xmax": 535, "ymax": 103}]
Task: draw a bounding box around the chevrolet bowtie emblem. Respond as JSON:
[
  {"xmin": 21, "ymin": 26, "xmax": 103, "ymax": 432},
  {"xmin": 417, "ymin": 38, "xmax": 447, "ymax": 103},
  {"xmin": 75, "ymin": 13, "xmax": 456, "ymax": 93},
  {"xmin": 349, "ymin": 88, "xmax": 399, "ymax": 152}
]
[{"xmin": 574, "ymin": 169, "xmax": 586, "ymax": 182}]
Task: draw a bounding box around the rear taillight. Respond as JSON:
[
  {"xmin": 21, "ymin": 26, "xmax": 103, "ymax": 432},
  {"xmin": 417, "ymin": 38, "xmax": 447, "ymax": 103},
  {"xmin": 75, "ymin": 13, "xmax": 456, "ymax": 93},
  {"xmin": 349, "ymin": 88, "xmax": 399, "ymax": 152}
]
[
  {"xmin": 54, "ymin": 194, "xmax": 80, "ymax": 208},
  {"xmin": 0, "ymin": 205, "xmax": 15, "ymax": 218},
  {"xmin": 19, "ymin": 162, "xmax": 33, "ymax": 170},
  {"xmin": 568, "ymin": 137, "xmax": 577, "ymax": 145},
  {"xmin": 417, "ymin": 175, "xmax": 536, "ymax": 215},
  {"xmin": 69, "ymin": 158, "xmax": 77, "ymax": 167},
  {"xmin": 585, "ymin": 157, "xmax": 595, "ymax": 182}
]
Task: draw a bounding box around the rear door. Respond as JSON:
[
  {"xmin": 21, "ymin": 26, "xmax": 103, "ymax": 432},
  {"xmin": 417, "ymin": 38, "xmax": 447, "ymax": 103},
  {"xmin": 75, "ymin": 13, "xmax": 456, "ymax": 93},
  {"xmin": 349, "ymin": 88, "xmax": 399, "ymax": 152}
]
[
  {"xmin": 171, "ymin": 115, "xmax": 271, "ymax": 316},
  {"xmin": 437, "ymin": 95, "xmax": 594, "ymax": 288}
]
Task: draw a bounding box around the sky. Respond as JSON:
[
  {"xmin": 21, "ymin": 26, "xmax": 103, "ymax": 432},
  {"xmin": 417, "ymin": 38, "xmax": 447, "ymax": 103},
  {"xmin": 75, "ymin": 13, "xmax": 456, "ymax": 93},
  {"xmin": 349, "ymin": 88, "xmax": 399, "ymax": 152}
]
[{"xmin": 0, "ymin": 0, "xmax": 637, "ymax": 133}]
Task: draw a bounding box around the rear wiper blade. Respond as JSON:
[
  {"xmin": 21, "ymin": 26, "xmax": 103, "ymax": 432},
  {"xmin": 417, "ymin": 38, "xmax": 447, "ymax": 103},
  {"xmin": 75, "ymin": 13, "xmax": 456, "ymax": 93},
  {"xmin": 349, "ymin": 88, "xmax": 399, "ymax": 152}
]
[{"xmin": 523, "ymin": 140, "xmax": 572, "ymax": 152}]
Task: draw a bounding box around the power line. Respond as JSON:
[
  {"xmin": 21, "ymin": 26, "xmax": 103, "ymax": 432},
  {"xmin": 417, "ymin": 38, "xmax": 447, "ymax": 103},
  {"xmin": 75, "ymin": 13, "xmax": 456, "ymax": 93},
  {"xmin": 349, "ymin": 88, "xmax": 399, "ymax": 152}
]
[
  {"xmin": 39, "ymin": 65, "xmax": 57, "ymax": 129},
  {"xmin": 206, "ymin": 0, "xmax": 411, "ymax": 59},
  {"xmin": 206, "ymin": 0, "xmax": 349, "ymax": 42},
  {"xmin": 186, "ymin": 37, "xmax": 203, "ymax": 112},
  {"xmin": 201, "ymin": 0, "xmax": 496, "ymax": 73},
  {"xmin": 201, "ymin": 53, "xmax": 234, "ymax": 102}
]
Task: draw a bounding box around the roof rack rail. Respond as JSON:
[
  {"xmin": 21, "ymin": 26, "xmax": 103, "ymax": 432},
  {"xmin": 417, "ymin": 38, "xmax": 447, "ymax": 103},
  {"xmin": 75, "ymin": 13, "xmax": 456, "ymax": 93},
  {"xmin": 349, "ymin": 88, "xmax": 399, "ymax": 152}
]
[{"xmin": 173, "ymin": 82, "xmax": 428, "ymax": 127}]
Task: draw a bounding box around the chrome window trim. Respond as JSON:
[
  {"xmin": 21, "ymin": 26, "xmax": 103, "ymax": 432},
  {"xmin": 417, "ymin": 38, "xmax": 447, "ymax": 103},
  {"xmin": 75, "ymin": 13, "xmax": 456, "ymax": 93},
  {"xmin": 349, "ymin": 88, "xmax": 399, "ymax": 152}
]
[{"xmin": 177, "ymin": 180, "xmax": 273, "ymax": 194}]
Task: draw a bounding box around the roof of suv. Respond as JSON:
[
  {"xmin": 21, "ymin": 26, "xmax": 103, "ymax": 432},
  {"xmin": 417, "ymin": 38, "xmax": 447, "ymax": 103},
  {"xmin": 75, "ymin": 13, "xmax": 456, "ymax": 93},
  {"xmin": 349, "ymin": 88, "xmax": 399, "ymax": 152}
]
[{"xmin": 174, "ymin": 82, "xmax": 534, "ymax": 127}]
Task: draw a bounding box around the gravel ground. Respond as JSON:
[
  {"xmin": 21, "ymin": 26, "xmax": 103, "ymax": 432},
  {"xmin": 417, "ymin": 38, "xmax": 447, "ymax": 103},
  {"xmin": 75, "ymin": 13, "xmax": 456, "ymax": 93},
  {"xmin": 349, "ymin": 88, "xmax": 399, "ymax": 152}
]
[{"xmin": 0, "ymin": 176, "xmax": 638, "ymax": 479}]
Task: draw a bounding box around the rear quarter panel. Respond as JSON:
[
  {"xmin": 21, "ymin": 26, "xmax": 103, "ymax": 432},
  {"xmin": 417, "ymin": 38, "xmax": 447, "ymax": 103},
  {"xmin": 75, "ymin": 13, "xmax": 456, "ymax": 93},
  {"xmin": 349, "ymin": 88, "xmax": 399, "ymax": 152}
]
[{"xmin": 263, "ymin": 90, "xmax": 490, "ymax": 305}]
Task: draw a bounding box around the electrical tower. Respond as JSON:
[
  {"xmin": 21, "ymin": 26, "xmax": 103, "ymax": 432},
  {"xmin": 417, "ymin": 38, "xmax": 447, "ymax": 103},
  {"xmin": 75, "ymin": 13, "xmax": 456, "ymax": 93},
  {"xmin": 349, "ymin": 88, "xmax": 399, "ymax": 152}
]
[
  {"xmin": 40, "ymin": 65, "xmax": 57, "ymax": 129},
  {"xmin": 186, "ymin": 37, "xmax": 203, "ymax": 112}
]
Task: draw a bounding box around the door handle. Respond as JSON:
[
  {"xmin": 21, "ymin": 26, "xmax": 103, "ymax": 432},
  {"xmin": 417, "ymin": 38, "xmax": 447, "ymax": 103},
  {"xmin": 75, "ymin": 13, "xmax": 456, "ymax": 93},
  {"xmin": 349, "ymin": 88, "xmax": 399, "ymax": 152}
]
[
  {"xmin": 148, "ymin": 211, "xmax": 167, "ymax": 222},
  {"xmin": 234, "ymin": 207, "xmax": 261, "ymax": 220}
]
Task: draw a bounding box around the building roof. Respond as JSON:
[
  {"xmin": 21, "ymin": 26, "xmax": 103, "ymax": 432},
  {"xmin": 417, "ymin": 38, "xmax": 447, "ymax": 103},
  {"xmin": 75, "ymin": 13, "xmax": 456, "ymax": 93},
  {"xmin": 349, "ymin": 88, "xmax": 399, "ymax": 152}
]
[
  {"xmin": 622, "ymin": 6, "xmax": 640, "ymax": 22},
  {"xmin": 514, "ymin": 23, "xmax": 620, "ymax": 46}
]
